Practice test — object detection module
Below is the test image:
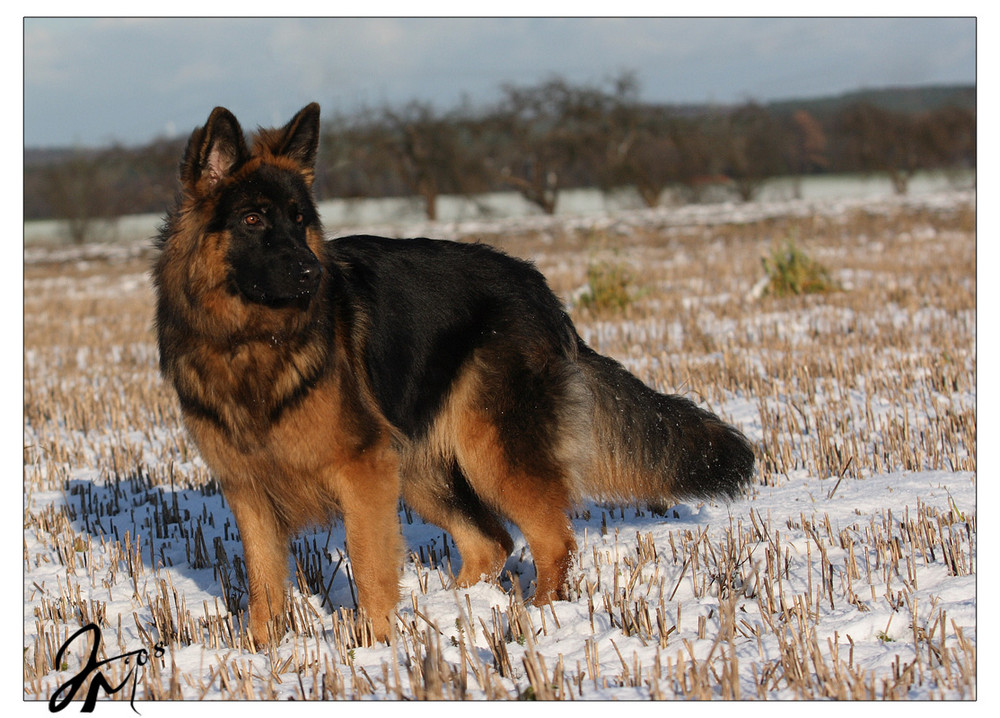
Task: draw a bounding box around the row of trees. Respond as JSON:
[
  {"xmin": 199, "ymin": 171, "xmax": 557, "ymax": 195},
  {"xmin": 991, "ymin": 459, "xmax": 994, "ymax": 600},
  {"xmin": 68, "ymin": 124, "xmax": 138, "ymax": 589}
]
[
  {"xmin": 25, "ymin": 74, "xmax": 975, "ymax": 239},
  {"xmin": 314, "ymin": 75, "xmax": 974, "ymax": 220}
]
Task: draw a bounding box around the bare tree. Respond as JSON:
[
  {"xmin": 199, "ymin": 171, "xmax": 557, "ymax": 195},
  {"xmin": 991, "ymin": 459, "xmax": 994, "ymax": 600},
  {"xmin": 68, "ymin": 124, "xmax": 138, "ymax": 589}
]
[
  {"xmin": 666, "ymin": 117, "xmax": 719, "ymax": 203},
  {"xmin": 597, "ymin": 73, "xmax": 683, "ymax": 207},
  {"xmin": 715, "ymin": 103, "xmax": 787, "ymax": 202},
  {"xmin": 608, "ymin": 129, "xmax": 680, "ymax": 207},
  {"xmin": 487, "ymin": 76, "xmax": 609, "ymax": 214},
  {"xmin": 39, "ymin": 149, "xmax": 120, "ymax": 244},
  {"xmin": 790, "ymin": 109, "xmax": 828, "ymax": 174},
  {"xmin": 315, "ymin": 112, "xmax": 373, "ymax": 200},
  {"xmin": 337, "ymin": 101, "xmax": 489, "ymax": 220},
  {"xmin": 914, "ymin": 105, "xmax": 976, "ymax": 171},
  {"xmin": 836, "ymin": 102, "xmax": 921, "ymax": 194}
]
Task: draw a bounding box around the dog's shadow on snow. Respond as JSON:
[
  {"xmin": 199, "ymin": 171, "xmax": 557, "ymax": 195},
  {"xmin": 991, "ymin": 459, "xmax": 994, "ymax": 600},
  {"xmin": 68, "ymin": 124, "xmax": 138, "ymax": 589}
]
[
  {"xmin": 62, "ymin": 472, "xmax": 540, "ymax": 620},
  {"xmin": 64, "ymin": 473, "xmax": 261, "ymax": 616},
  {"xmin": 64, "ymin": 472, "xmax": 709, "ymax": 626}
]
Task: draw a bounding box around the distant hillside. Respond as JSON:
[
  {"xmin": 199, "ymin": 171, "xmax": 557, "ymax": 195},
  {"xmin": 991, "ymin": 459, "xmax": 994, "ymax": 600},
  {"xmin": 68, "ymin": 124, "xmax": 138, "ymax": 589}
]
[
  {"xmin": 24, "ymin": 147, "xmax": 78, "ymax": 167},
  {"xmin": 764, "ymin": 84, "xmax": 976, "ymax": 118}
]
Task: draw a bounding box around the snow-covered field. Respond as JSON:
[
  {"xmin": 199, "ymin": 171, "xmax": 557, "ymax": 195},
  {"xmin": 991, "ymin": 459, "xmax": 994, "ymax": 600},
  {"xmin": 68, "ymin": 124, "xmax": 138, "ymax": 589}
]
[{"xmin": 24, "ymin": 190, "xmax": 976, "ymax": 702}]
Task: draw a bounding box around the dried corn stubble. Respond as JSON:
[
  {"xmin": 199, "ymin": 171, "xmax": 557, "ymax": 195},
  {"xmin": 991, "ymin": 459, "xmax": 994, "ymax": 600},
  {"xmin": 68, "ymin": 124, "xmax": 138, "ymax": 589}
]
[{"xmin": 24, "ymin": 196, "xmax": 975, "ymax": 700}]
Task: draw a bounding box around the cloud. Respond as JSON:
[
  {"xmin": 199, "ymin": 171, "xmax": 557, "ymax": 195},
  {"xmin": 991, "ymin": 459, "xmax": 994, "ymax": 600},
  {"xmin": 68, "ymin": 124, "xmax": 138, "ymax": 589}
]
[{"xmin": 23, "ymin": 17, "xmax": 976, "ymax": 148}]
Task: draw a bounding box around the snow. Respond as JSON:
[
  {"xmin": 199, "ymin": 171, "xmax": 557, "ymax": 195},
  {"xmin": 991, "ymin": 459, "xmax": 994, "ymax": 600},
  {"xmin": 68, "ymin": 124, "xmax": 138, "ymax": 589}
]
[
  {"xmin": 24, "ymin": 468, "xmax": 976, "ymax": 700},
  {"xmin": 23, "ymin": 189, "xmax": 978, "ymax": 703}
]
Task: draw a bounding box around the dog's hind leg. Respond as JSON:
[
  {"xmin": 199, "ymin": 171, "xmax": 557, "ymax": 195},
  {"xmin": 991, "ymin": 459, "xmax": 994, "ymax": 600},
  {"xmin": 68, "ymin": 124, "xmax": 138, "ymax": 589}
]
[
  {"xmin": 401, "ymin": 460, "xmax": 514, "ymax": 588},
  {"xmin": 483, "ymin": 473, "xmax": 577, "ymax": 604},
  {"xmin": 453, "ymin": 414, "xmax": 579, "ymax": 605}
]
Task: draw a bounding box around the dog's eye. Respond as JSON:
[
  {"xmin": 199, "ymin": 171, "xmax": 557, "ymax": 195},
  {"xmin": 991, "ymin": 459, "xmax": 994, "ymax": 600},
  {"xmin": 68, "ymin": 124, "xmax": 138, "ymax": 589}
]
[
  {"xmin": 294, "ymin": 213, "xmax": 304, "ymax": 225},
  {"xmin": 244, "ymin": 213, "xmax": 263, "ymax": 226}
]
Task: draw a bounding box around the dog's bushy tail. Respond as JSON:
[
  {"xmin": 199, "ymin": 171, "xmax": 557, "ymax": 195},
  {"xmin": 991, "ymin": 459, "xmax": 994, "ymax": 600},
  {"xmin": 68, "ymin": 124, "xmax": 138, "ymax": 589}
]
[{"xmin": 576, "ymin": 341, "xmax": 755, "ymax": 505}]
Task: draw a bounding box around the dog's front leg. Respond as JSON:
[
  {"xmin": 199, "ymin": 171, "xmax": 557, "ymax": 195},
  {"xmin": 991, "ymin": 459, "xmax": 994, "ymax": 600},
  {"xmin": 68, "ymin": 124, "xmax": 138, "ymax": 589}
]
[
  {"xmin": 336, "ymin": 451, "xmax": 404, "ymax": 645},
  {"xmin": 224, "ymin": 483, "xmax": 290, "ymax": 649}
]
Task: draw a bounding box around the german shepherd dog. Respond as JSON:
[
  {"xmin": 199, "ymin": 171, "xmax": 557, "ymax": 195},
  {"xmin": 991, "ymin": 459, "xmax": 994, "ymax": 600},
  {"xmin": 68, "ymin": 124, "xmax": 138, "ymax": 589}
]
[{"xmin": 154, "ymin": 103, "xmax": 755, "ymax": 646}]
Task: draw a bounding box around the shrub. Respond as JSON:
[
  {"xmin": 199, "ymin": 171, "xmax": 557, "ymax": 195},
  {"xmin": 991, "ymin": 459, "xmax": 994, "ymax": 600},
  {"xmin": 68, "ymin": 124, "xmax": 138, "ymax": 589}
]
[
  {"xmin": 578, "ymin": 259, "xmax": 633, "ymax": 312},
  {"xmin": 761, "ymin": 240, "xmax": 838, "ymax": 297}
]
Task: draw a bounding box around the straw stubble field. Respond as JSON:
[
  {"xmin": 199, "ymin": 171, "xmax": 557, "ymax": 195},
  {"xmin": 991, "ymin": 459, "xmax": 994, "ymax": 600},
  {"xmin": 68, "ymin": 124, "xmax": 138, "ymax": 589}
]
[{"xmin": 24, "ymin": 192, "xmax": 976, "ymax": 701}]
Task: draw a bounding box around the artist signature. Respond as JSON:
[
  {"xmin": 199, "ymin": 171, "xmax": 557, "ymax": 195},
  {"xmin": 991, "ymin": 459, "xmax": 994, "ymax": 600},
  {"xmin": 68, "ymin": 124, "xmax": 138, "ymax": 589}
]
[{"xmin": 48, "ymin": 623, "xmax": 165, "ymax": 714}]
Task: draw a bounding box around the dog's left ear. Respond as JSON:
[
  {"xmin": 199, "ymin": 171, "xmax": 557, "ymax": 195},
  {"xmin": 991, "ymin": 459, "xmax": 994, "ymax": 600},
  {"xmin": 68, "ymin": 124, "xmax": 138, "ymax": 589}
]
[
  {"xmin": 271, "ymin": 103, "xmax": 321, "ymax": 172},
  {"xmin": 181, "ymin": 106, "xmax": 249, "ymax": 192}
]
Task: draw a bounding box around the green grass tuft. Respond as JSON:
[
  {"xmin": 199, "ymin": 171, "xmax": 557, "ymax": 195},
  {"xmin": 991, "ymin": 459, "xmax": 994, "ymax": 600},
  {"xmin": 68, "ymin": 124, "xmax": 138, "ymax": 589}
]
[
  {"xmin": 578, "ymin": 259, "xmax": 634, "ymax": 313},
  {"xmin": 761, "ymin": 240, "xmax": 838, "ymax": 297}
]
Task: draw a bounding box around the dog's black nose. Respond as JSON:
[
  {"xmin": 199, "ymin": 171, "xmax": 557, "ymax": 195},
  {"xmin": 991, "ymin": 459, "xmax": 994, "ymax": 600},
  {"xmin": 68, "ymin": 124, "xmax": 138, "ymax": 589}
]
[
  {"xmin": 299, "ymin": 261, "xmax": 319, "ymax": 283},
  {"xmin": 297, "ymin": 259, "xmax": 322, "ymax": 295}
]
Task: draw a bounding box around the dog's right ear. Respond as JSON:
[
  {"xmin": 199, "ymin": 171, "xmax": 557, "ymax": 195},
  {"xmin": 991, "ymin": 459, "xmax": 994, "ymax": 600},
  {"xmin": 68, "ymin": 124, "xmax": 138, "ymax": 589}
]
[{"xmin": 180, "ymin": 107, "xmax": 249, "ymax": 191}]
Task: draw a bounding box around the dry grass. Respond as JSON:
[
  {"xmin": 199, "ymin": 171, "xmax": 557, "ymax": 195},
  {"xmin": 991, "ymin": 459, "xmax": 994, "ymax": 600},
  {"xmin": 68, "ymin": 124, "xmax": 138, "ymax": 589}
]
[{"xmin": 23, "ymin": 196, "xmax": 976, "ymax": 700}]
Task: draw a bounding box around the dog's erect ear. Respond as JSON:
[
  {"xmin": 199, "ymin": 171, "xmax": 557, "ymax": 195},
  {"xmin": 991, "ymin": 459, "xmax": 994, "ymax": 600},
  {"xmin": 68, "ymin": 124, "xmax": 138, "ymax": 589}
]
[
  {"xmin": 257, "ymin": 103, "xmax": 321, "ymax": 174},
  {"xmin": 180, "ymin": 107, "xmax": 249, "ymax": 191},
  {"xmin": 277, "ymin": 103, "xmax": 321, "ymax": 170}
]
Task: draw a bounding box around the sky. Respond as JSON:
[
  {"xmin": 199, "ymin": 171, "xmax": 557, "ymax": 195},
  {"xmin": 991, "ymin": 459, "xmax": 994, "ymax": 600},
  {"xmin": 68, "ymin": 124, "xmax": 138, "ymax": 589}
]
[{"xmin": 22, "ymin": 16, "xmax": 977, "ymax": 149}]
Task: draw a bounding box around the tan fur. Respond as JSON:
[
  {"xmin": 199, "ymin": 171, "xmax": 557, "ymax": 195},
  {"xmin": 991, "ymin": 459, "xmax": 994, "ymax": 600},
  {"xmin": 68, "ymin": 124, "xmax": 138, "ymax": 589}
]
[
  {"xmin": 397, "ymin": 354, "xmax": 588, "ymax": 603},
  {"xmin": 159, "ymin": 198, "xmax": 405, "ymax": 643},
  {"xmin": 156, "ymin": 104, "xmax": 755, "ymax": 652},
  {"xmin": 182, "ymin": 362, "xmax": 404, "ymax": 644}
]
